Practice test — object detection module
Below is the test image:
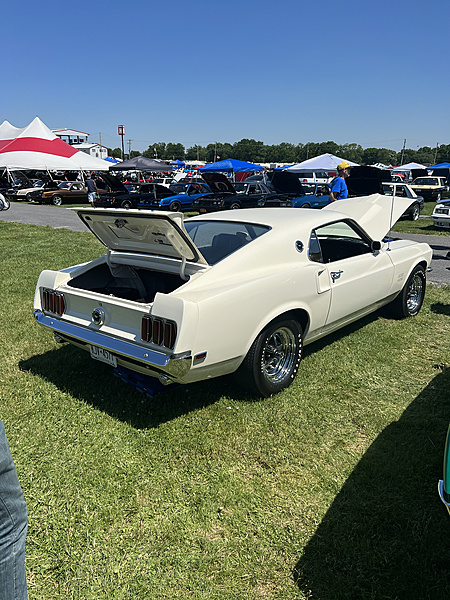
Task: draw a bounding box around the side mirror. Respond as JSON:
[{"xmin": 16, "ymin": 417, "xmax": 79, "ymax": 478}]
[{"xmin": 372, "ymin": 240, "xmax": 381, "ymax": 252}]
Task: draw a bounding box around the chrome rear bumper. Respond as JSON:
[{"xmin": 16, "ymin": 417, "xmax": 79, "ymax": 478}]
[{"xmin": 33, "ymin": 310, "xmax": 192, "ymax": 380}]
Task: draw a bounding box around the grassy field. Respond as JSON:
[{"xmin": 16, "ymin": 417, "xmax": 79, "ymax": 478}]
[{"xmin": 1, "ymin": 222, "xmax": 450, "ymax": 599}]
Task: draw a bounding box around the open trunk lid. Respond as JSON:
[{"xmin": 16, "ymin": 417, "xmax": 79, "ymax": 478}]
[{"xmin": 73, "ymin": 208, "xmax": 208, "ymax": 264}]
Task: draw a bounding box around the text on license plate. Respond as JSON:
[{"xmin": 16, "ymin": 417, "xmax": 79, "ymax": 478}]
[
  {"xmin": 199, "ymin": 208, "xmax": 207, "ymax": 213},
  {"xmin": 89, "ymin": 345, "xmax": 117, "ymax": 367}
]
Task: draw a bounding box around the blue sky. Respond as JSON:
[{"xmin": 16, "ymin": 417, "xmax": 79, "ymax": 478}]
[{"xmin": 3, "ymin": 0, "xmax": 449, "ymax": 154}]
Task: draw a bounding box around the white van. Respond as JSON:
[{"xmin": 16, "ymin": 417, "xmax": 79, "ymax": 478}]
[{"xmin": 295, "ymin": 170, "xmax": 331, "ymax": 184}]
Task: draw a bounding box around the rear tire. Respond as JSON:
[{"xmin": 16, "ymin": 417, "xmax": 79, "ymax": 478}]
[
  {"xmin": 409, "ymin": 203, "xmax": 420, "ymax": 221},
  {"xmin": 386, "ymin": 265, "xmax": 426, "ymax": 319},
  {"xmin": 235, "ymin": 318, "xmax": 302, "ymax": 397},
  {"xmin": 52, "ymin": 195, "xmax": 63, "ymax": 206}
]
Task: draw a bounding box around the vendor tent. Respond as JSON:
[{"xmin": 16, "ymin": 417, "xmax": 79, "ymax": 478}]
[
  {"xmin": 198, "ymin": 158, "xmax": 263, "ymax": 173},
  {"xmin": 109, "ymin": 156, "xmax": 172, "ymax": 171},
  {"xmin": 0, "ymin": 117, "xmax": 110, "ymax": 170},
  {"xmin": 286, "ymin": 153, "xmax": 359, "ymax": 172},
  {"xmin": 392, "ymin": 162, "xmax": 427, "ymax": 171},
  {"xmin": 427, "ymin": 162, "xmax": 450, "ymax": 169}
]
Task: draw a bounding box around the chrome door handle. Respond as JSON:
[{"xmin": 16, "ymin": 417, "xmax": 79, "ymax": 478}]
[{"xmin": 330, "ymin": 270, "xmax": 343, "ymax": 282}]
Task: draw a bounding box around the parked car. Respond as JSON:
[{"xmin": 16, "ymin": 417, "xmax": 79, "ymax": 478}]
[
  {"xmin": 294, "ymin": 170, "xmax": 331, "ymax": 184},
  {"xmin": 380, "ymin": 183, "xmax": 424, "ymax": 220},
  {"xmin": 138, "ymin": 182, "xmax": 211, "ymax": 212},
  {"xmin": 431, "ymin": 199, "xmax": 450, "ymax": 229},
  {"xmin": 438, "ymin": 424, "xmax": 450, "ymax": 514},
  {"xmin": 94, "ymin": 175, "xmax": 176, "ymax": 209},
  {"xmin": 11, "ymin": 180, "xmax": 46, "ymax": 201},
  {"xmin": 347, "ymin": 167, "xmax": 425, "ymax": 220},
  {"xmin": 193, "ymin": 172, "xmax": 302, "ymax": 212},
  {"xmin": 33, "ymin": 194, "xmax": 432, "ymax": 397},
  {"xmin": 290, "ymin": 184, "xmax": 332, "ymax": 208},
  {"xmin": 409, "ymin": 176, "xmax": 449, "ymax": 202},
  {"xmin": 31, "ymin": 181, "xmax": 90, "ymax": 205}
]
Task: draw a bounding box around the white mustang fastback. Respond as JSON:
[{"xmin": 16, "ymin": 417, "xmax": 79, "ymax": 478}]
[{"xmin": 33, "ymin": 194, "xmax": 432, "ymax": 396}]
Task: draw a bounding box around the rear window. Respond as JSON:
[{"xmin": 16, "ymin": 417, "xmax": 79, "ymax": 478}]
[{"xmin": 184, "ymin": 220, "xmax": 269, "ymax": 265}]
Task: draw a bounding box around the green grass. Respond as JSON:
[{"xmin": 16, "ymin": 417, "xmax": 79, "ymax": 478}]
[
  {"xmin": 1, "ymin": 222, "xmax": 450, "ymax": 599},
  {"xmin": 392, "ymin": 201, "xmax": 450, "ymax": 236}
]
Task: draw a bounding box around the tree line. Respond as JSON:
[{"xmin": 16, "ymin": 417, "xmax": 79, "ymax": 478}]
[{"xmin": 108, "ymin": 139, "xmax": 448, "ymax": 167}]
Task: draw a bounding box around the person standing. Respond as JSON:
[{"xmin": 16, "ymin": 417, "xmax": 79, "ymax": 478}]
[
  {"xmin": 330, "ymin": 161, "xmax": 350, "ymax": 201},
  {"xmin": 86, "ymin": 174, "xmax": 97, "ymax": 207},
  {"xmin": 0, "ymin": 421, "xmax": 28, "ymax": 600}
]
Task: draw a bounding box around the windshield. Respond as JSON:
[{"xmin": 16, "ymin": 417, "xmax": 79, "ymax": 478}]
[
  {"xmin": 184, "ymin": 220, "xmax": 269, "ymax": 265},
  {"xmin": 413, "ymin": 178, "xmax": 438, "ymax": 186}
]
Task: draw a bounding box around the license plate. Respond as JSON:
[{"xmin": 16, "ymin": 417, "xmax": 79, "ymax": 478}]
[
  {"xmin": 199, "ymin": 208, "xmax": 207, "ymax": 213},
  {"xmin": 90, "ymin": 345, "xmax": 117, "ymax": 367}
]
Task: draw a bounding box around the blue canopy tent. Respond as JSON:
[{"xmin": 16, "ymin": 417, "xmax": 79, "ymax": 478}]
[
  {"xmin": 428, "ymin": 162, "xmax": 450, "ymax": 169},
  {"xmin": 171, "ymin": 159, "xmax": 185, "ymax": 169},
  {"xmin": 198, "ymin": 158, "xmax": 263, "ymax": 173}
]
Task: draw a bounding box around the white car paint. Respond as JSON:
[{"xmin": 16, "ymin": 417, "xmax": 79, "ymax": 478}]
[{"xmin": 33, "ymin": 195, "xmax": 432, "ymax": 395}]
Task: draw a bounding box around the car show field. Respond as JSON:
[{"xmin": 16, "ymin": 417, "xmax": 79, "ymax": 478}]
[{"xmin": 1, "ymin": 216, "xmax": 449, "ymax": 599}]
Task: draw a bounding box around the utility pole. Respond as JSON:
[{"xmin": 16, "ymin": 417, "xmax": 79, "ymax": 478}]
[
  {"xmin": 127, "ymin": 139, "xmax": 132, "ymax": 158},
  {"xmin": 214, "ymin": 142, "xmax": 217, "ymax": 163},
  {"xmin": 434, "ymin": 142, "xmax": 439, "ymax": 164},
  {"xmin": 99, "ymin": 132, "xmax": 102, "ymax": 146},
  {"xmin": 400, "ymin": 139, "xmax": 406, "ymax": 166}
]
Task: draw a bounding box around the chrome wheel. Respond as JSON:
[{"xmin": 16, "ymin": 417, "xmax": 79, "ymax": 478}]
[
  {"xmin": 52, "ymin": 195, "xmax": 63, "ymax": 206},
  {"xmin": 236, "ymin": 318, "xmax": 303, "ymax": 396},
  {"xmin": 261, "ymin": 326, "xmax": 297, "ymax": 384},
  {"xmin": 406, "ymin": 272, "xmax": 424, "ymax": 314}
]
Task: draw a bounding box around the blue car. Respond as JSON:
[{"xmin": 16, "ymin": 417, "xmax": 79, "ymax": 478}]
[
  {"xmin": 290, "ymin": 183, "xmax": 331, "ymax": 208},
  {"xmin": 138, "ymin": 182, "xmax": 210, "ymax": 212}
]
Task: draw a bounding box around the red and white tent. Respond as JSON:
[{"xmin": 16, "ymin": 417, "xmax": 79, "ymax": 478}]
[{"xmin": 0, "ymin": 117, "xmax": 109, "ymax": 170}]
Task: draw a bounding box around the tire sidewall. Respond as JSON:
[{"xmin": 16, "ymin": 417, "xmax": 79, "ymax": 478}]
[
  {"xmin": 250, "ymin": 319, "xmax": 303, "ymax": 396},
  {"xmin": 402, "ymin": 265, "xmax": 426, "ymax": 317}
]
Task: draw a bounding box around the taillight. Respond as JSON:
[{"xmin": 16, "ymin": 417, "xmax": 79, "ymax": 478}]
[
  {"xmin": 43, "ymin": 289, "xmax": 65, "ymax": 316},
  {"xmin": 141, "ymin": 315, "xmax": 177, "ymax": 350}
]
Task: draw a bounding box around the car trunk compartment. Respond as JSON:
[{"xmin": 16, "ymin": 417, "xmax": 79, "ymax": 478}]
[{"xmin": 67, "ymin": 262, "xmax": 185, "ymax": 303}]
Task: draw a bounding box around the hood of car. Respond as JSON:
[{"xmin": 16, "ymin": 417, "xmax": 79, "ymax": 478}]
[
  {"xmin": 324, "ymin": 193, "xmax": 415, "ymax": 240},
  {"xmin": 268, "ymin": 171, "xmax": 305, "ymax": 194},
  {"xmin": 200, "ymin": 172, "xmax": 235, "ymax": 195},
  {"xmin": 73, "ymin": 208, "xmax": 207, "ymax": 264},
  {"xmin": 99, "ymin": 172, "xmax": 129, "ymax": 194},
  {"xmin": 346, "ymin": 166, "xmax": 392, "ymax": 197}
]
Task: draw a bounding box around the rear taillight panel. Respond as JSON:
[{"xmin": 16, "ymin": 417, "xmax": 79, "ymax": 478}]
[
  {"xmin": 141, "ymin": 315, "xmax": 177, "ymax": 350},
  {"xmin": 42, "ymin": 289, "xmax": 65, "ymax": 316}
]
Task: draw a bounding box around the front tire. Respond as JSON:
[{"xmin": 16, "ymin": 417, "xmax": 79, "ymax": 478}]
[
  {"xmin": 301, "ymin": 203, "xmax": 311, "ymax": 209},
  {"xmin": 386, "ymin": 265, "xmax": 426, "ymax": 319},
  {"xmin": 230, "ymin": 202, "xmax": 240, "ymax": 210},
  {"xmin": 436, "ymin": 192, "xmax": 442, "ymax": 202},
  {"xmin": 169, "ymin": 201, "xmax": 182, "ymax": 212},
  {"xmin": 236, "ymin": 318, "xmax": 303, "ymax": 397},
  {"xmin": 121, "ymin": 199, "xmax": 133, "ymax": 209},
  {"xmin": 52, "ymin": 195, "xmax": 63, "ymax": 206}
]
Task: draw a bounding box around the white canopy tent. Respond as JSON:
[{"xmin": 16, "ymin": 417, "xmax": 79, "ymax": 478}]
[
  {"xmin": 0, "ymin": 117, "xmax": 110, "ymax": 171},
  {"xmin": 286, "ymin": 153, "xmax": 359, "ymax": 172},
  {"xmin": 391, "ymin": 162, "xmax": 427, "ymax": 172}
]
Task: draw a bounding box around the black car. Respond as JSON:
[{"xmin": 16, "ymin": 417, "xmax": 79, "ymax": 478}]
[
  {"xmin": 93, "ymin": 174, "xmax": 175, "ymax": 209},
  {"xmin": 192, "ymin": 171, "xmax": 304, "ymax": 212}
]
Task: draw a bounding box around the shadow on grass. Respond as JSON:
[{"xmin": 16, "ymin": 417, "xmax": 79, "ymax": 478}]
[
  {"xmin": 431, "ymin": 302, "xmax": 450, "ymax": 316},
  {"xmin": 20, "ymin": 312, "xmax": 387, "ymax": 429},
  {"xmin": 19, "ymin": 344, "xmax": 237, "ymax": 429},
  {"xmin": 293, "ymin": 367, "xmax": 450, "ymax": 600}
]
